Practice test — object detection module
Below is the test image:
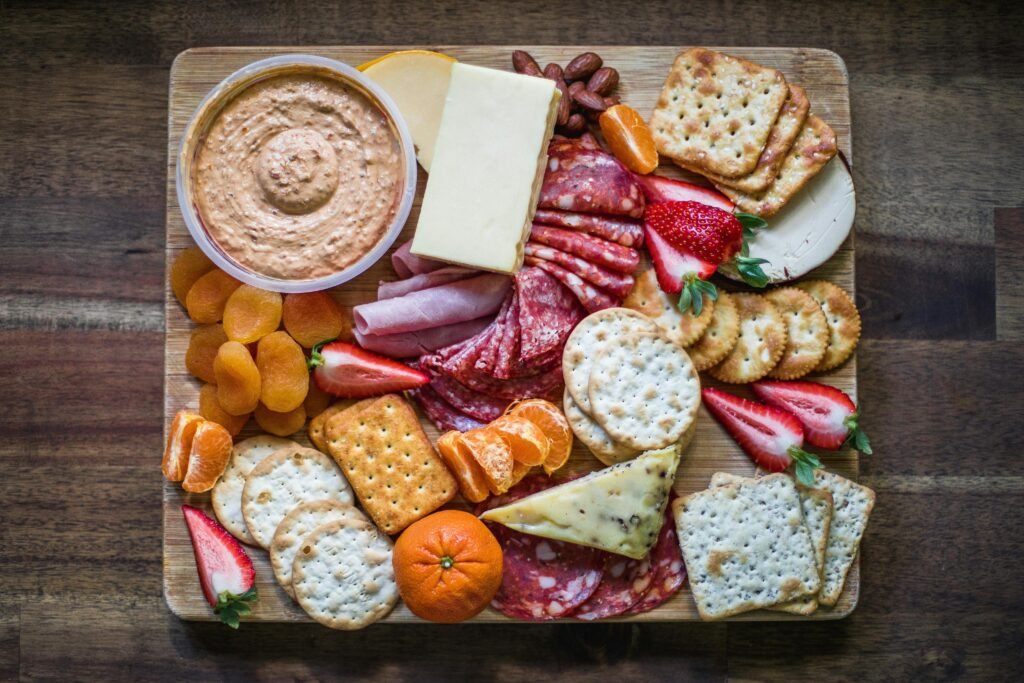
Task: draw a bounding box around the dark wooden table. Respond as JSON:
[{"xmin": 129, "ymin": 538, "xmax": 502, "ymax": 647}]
[{"xmin": 2, "ymin": 1, "xmax": 1022, "ymax": 680}]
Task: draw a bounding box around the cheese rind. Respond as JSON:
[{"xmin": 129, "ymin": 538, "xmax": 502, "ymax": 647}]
[
  {"xmin": 479, "ymin": 445, "xmax": 681, "ymax": 559},
  {"xmin": 410, "ymin": 63, "xmax": 559, "ymax": 273}
]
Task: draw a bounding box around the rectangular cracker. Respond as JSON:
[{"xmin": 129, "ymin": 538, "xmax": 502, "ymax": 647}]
[
  {"xmin": 650, "ymin": 48, "xmax": 789, "ymax": 178},
  {"xmin": 324, "ymin": 394, "xmax": 457, "ymax": 534},
  {"xmin": 684, "ymin": 84, "xmax": 810, "ymax": 193},
  {"xmin": 710, "ymin": 472, "xmax": 833, "ymax": 615},
  {"xmin": 806, "ymin": 469, "xmax": 875, "ymax": 606},
  {"xmin": 674, "ymin": 473, "xmax": 820, "ymax": 620},
  {"xmin": 715, "ymin": 114, "xmax": 838, "ymax": 217}
]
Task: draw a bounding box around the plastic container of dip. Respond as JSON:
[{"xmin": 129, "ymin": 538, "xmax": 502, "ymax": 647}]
[{"xmin": 176, "ymin": 55, "xmax": 418, "ymax": 293}]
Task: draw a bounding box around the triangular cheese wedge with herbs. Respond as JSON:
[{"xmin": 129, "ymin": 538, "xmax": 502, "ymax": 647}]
[{"xmin": 479, "ymin": 445, "xmax": 681, "ymax": 559}]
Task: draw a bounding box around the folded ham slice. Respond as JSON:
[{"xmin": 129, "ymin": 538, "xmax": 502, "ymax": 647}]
[
  {"xmin": 391, "ymin": 240, "xmax": 449, "ymax": 278},
  {"xmin": 378, "ymin": 266, "xmax": 479, "ymax": 300},
  {"xmin": 354, "ymin": 273, "xmax": 511, "ymax": 337},
  {"xmin": 353, "ymin": 316, "xmax": 492, "ymax": 359}
]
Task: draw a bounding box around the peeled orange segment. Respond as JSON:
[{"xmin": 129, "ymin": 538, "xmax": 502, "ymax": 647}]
[
  {"xmin": 182, "ymin": 420, "xmax": 233, "ymax": 493},
  {"xmin": 487, "ymin": 415, "xmax": 549, "ymax": 466},
  {"xmin": 599, "ymin": 104, "xmax": 659, "ymax": 175},
  {"xmin": 162, "ymin": 410, "xmax": 204, "ymax": 482},
  {"xmin": 506, "ymin": 399, "xmax": 574, "ymax": 475},
  {"xmin": 458, "ymin": 428, "xmax": 513, "ymax": 495},
  {"xmin": 436, "ymin": 431, "xmax": 490, "ymax": 504},
  {"xmin": 509, "ymin": 459, "xmax": 532, "ymax": 487}
]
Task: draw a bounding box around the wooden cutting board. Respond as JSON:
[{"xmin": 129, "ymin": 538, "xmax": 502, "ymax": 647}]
[{"xmin": 164, "ymin": 46, "xmax": 857, "ymax": 623}]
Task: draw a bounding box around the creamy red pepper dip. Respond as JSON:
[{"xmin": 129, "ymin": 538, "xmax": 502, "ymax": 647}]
[{"xmin": 193, "ymin": 70, "xmax": 404, "ymax": 280}]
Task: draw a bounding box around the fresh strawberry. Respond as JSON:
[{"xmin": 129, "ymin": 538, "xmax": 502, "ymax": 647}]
[
  {"xmin": 702, "ymin": 387, "xmax": 822, "ymax": 486},
  {"xmin": 752, "ymin": 380, "xmax": 872, "ymax": 454},
  {"xmin": 309, "ymin": 340, "xmax": 429, "ymax": 398},
  {"xmin": 182, "ymin": 505, "xmax": 257, "ymax": 629},
  {"xmin": 643, "ymin": 201, "xmax": 769, "ymax": 315},
  {"xmin": 633, "ymin": 173, "xmax": 736, "ymax": 212}
]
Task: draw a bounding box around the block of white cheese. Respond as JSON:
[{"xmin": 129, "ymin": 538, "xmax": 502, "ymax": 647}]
[
  {"xmin": 479, "ymin": 445, "xmax": 681, "ymax": 559},
  {"xmin": 411, "ymin": 63, "xmax": 560, "ymax": 273}
]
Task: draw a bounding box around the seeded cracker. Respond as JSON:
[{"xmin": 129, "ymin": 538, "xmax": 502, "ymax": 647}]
[
  {"xmin": 674, "ymin": 474, "xmax": 820, "ymax": 620},
  {"xmin": 708, "ymin": 293, "xmax": 787, "ymax": 384},
  {"xmin": 588, "ymin": 332, "xmax": 701, "ymax": 451},
  {"xmin": 765, "ymin": 287, "xmax": 829, "ymax": 379},
  {"xmin": 307, "ymin": 399, "xmax": 360, "ymax": 453},
  {"xmin": 805, "ymin": 469, "xmax": 875, "ymax": 606},
  {"xmin": 241, "ymin": 446, "xmax": 354, "ymax": 548},
  {"xmin": 715, "ymin": 114, "xmax": 838, "ymax": 217},
  {"xmin": 795, "ymin": 280, "xmax": 861, "ymax": 372},
  {"xmin": 292, "ymin": 518, "xmax": 398, "ymax": 630},
  {"xmin": 650, "ymin": 48, "xmax": 789, "ymax": 178},
  {"xmin": 211, "ymin": 435, "xmax": 298, "ymax": 545},
  {"xmin": 325, "ymin": 394, "xmax": 456, "ymax": 534},
  {"xmin": 687, "ymin": 291, "xmax": 741, "ymax": 371},
  {"xmin": 270, "ymin": 500, "xmax": 368, "ymax": 598},
  {"xmin": 623, "ymin": 266, "xmax": 714, "ymax": 348}
]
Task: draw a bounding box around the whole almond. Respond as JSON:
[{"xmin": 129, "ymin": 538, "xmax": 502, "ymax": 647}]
[
  {"xmin": 570, "ymin": 83, "xmax": 608, "ymax": 113},
  {"xmin": 554, "ymin": 79, "xmax": 571, "ymax": 126},
  {"xmin": 587, "ymin": 67, "xmax": 619, "ymax": 95},
  {"xmin": 564, "ymin": 52, "xmax": 603, "ymax": 81},
  {"xmin": 512, "ymin": 50, "xmax": 542, "ymax": 76},
  {"xmin": 543, "ymin": 63, "xmax": 564, "ymax": 81},
  {"xmin": 603, "ymin": 95, "xmax": 621, "ymax": 108},
  {"xmin": 562, "ymin": 113, "xmax": 587, "ymax": 135}
]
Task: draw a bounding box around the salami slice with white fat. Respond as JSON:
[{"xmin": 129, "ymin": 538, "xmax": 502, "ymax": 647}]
[
  {"xmin": 414, "ymin": 365, "xmax": 510, "ymax": 423},
  {"xmin": 477, "ymin": 476, "xmax": 605, "ymax": 621},
  {"xmin": 515, "ymin": 267, "xmax": 585, "ymax": 363},
  {"xmin": 525, "ymin": 257, "xmax": 620, "ymax": 313},
  {"xmin": 538, "ymin": 139, "xmax": 645, "ymax": 219},
  {"xmin": 533, "ymin": 209, "xmax": 645, "ymax": 248},
  {"xmin": 493, "ymin": 291, "xmax": 521, "ymax": 380},
  {"xmin": 624, "ymin": 492, "xmax": 687, "ymax": 615},
  {"xmin": 408, "ymin": 384, "xmax": 484, "ymax": 433},
  {"xmin": 524, "ymin": 242, "xmax": 635, "ymax": 299},
  {"xmin": 573, "ymin": 552, "xmax": 655, "ymax": 621},
  {"xmin": 530, "ymin": 224, "xmax": 640, "ymax": 275}
]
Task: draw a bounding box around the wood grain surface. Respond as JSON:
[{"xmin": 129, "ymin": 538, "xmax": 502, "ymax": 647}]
[
  {"xmin": 162, "ymin": 45, "xmax": 856, "ymax": 624},
  {"xmin": 2, "ymin": 0, "xmax": 1023, "ymax": 680}
]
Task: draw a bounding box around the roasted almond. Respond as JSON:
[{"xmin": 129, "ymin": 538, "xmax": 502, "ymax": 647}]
[
  {"xmin": 554, "ymin": 79, "xmax": 571, "ymax": 126},
  {"xmin": 562, "ymin": 113, "xmax": 588, "ymax": 135},
  {"xmin": 587, "ymin": 67, "xmax": 620, "ymax": 95},
  {"xmin": 564, "ymin": 52, "xmax": 603, "ymax": 81},
  {"xmin": 543, "ymin": 63, "xmax": 564, "ymax": 80},
  {"xmin": 512, "ymin": 50, "xmax": 542, "ymax": 76},
  {"xmin": 569, "ymin": 81, "xmax": 607, "ymax": 113}
]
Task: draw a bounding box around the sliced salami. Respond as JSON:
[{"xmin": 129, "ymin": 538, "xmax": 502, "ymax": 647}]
[
  {"xmin": 493, "ymin": 291, "xmax": 521, "ymax": 380},
  {"xmin": 524, "ymin": 242, "xmax": 635, "ymax": 299},
  {"xmin": 530, "ymin": 224, "xmax": 640, "ymax": 275},
  {"xmin": 423, "ymin": 371, "xmax": 510, "ymax": 423},
  {"xmin": 456, "ymin": 361, "xmax": 564, "ymax": 402},
  {"xmin": 408, "ymin": 384, "xmax": 485, "ymax": 433},
  {"xmin": 525, "ymin": 257, "xmax": 620, "ymax": 313},
  {"xmin": 533, "ymin": 209, "xmax": 644, "ymax": 248},
  {"xmin": 515, "ymin": 266, "xmax": 586, "ymax": 363},
  {"xmin": 573, "ymin": 552, "xmax": 655, "ymax": 621},
  {"xmin": 474, "ymin": 291, "xmax": 514, "ymax": 375},
  {"xmin": 624, "ymin": 492, "xmax": 687, "ymax": 615},
  {"xmin": 477, "ymin": 476, "xmax": 605, "ymax": 621},
  {"xmin": 538, "ymin": 138, "xmax": 645, "ymax": 219}
]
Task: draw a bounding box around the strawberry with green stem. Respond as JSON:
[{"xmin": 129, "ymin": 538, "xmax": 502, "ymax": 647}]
[
  {"xmin": 752, "ymin": 380, "xmax": 872, "ymax": 454},
  {"xmin": 309, "ymin": 340, "xmax": 429, "ymax": 398},
  {"xmin": 182, "ymin": 505, "xmax": 258, "ymax": 629}
]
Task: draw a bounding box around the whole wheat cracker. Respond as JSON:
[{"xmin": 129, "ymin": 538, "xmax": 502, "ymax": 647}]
[
  {"xmin": 715, "ymin": 114, "xmax": 838, "ymax": 217},
  {"xmin": 211, "ymin": 435, "xmax": 298, "ymax": 545},
  {"xmin": 765, "ymin": 287, "xmax": 830, "ymax": 379},
  {"xmin": 708, "ymin": 293, "xmax": 787, "ymax": 384},
  {"xmin": 674, "ymin": 473, "xmax": 821, "ymax": 620},
  {"xmin": 650, "ymin": 48, "xmax": 789, "ymax": 178},
  {"xmin": 688, "ymin": 291, "xmax": 741, "ymax": 372},
  {"xmin": 563, "ymin": 388, "xmax": 639, "ymax": 466},
  {"xmin": 795, "ymin": 280, "xmax": 861, "ymax": 372},
  {"xmin": 270, "ymin": 500, "xmax": 366, "ymax": 599},
  {"xmin": 623, "ymin": 266, "xmax": 714, "ymax": 348}
]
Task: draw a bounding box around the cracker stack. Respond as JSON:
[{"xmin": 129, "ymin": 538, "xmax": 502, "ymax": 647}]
[{"xmin": 650, "ymin": 48, "xmax": 838, "ymax": 217}]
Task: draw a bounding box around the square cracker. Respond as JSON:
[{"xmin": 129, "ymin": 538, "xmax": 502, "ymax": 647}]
[
  {"xmin": 710, "ymin": 472, "xmax": 833, "ymax": 616},
  {"xmin": 686, "ymin": 85, "xmax": 810, "ymax": 193},
  {"xmin": 650, "ymin": 48, "xmax": 789, "ymax": 178},
  {"xmin": 806, "ymin": 469, "xmax": 875, "ymax": 606},
  {"xmin": 715, "ymin": 114, "xmax": 838, "ymax": 217},
  {"xmin": 674, "ymin": 473, "xmax": 820, "ymax": 620},
  {"xmin": 325, "ymin": 394, "xmax": 456, "ymax": 534}
]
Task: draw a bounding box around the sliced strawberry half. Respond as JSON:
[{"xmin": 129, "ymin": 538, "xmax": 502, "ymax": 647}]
[
  {"xmin": 182, "ymin": 505, "xmax": 257, "ymax": 629},
  {"xmin": 702, "ymin": 387, "xmax": 822, "ymax": 486},
  {"xmin": 633, "ymin": 173, "xmax": 736, "ymax": 212},
  {"xmin": 752, "ymin": 380, "xmax": 872, "ymax": 454},
  {"xmin": 309, "ymin": 340, "xmax": 429, "ymax": 398}
]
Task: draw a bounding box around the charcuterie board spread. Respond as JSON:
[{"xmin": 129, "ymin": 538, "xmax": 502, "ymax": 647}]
[{"xmin": 164, "ymin": 46, "xmax": 867, "ymax": 626}]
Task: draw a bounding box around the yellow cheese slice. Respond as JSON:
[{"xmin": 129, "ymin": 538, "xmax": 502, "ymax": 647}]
[
  {"xmin": 480, "ymin": 445, "xmax": 681, "ymax": 559},
  {"xmin": 410, "ymin": 63, "xmax": 560, "ymax": 273}
]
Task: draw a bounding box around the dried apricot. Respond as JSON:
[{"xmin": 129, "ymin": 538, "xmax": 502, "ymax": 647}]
[
  {"xmin": 186, "ymin": 269, "xmax": 242, "ymax": 324},
  {"xmin": 184, "ymin": 324, "xmax": 228, "ymax": 384},
  {"xmin": 182, "ymin": 420, "xmax": 233, "ymax": 493},
  {"xmin": 170, "ymin": 246, "xmax": 215, "ymax": 307},
  {"xmin": 213, "ymin": 341, "xmax": 261, "ymax": 416},
  {"xmin": 282, "ymin": 292, "xmax": 346, "ymax": 348},
  {"xmin": 599, "ymin": 104, "xmax": 659, "ymax": 174},
  {"xmin": 303, "ymin": 374, "xmax": 332, "ymax": 417},
  {"xmin": 223, "ymin": 285, "xmax": 283, "ymax": 344},
  {"xmin": 254, "ymin": 402, "xmax": 306, "ymax": 437},
  {"xmin": 256, "ymin": 331, "xmax": 309, "ymax": 412},
  {"xmin": 198, "ymin": 382, "xmax": 249, "ymax": 436}
]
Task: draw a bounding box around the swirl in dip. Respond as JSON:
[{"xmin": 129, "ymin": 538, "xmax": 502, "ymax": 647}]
[{"xmin": 193, "ymin": 70, "xmax": 404, "ymax": 280}]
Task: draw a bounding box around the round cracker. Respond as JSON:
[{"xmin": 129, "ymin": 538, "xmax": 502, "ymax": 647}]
[
  {"xmin": 241, "ymin": 446, "xmax": 354, "ymax": 549},
  {"xmin": 708, "ymin": 293, "xmax": 787, "ymax": 384},
  {"xmin": 623, "ymin": 267, "xmax": 715, "ymax": 348},
  {"xmin": 211, "ymin": 435, "xmax": 298, "ymax": 544},
  {"xmin": 795, "ymin": 280, "xmax": 861, "ymax": 372},
  {"xmin": 588, "ymin": 332, "xmax": 701, "ymax": 451},
  {"xmin": 688, "ymin": 291, "xmax": 741, "ymax": 371},
  {"xmin": 765, "ymin": 287, "xmax": 829, "ymax": 379},
  {"xmin": 270, "ymin": 500, "xmax": 367, "ymax": 599},
  {"xmin": 563, "ymin": 388, "xmax": 638, "ymax": 466},
  {"xmin": 563, "ymin": 307, "xmax": 659, "ymax": 413},
  {"xmin": 292, "ymin": 518, "xmax": 398, "ymax": 630}
]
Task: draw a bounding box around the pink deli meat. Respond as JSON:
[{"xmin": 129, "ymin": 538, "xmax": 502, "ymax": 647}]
[
  {"xmin": 424, "ymin": 372, "xmax": 510, "ymax": 423},
  {"xmin": 477, "ymin": 476, "xmax": 605, "ymax": 621},
  {"xmin": 537, "ymin": 138, "xmax": 645, "ymax": 219},
  {"xmin": 353, "ymin": 316, "xmax": 491, "ymax": 359},
  {"xmin": 525, "ymin": 257, "xmax": 619, "ymax": 313},
  {"xmin": 524, "ymin": 242, "xmax": 635, "ymax": 299},
  {"xmin": 353, "ymin": 273, "xmax": 511, "ymax": 336},
  {"xmin": 624, "ymin": 492, "xmax": 686, "ymax": 615},
  {"xmin": 377, "ymin": 266, "xmax": 478, "ymax": 300},
  {"xmin": 408, "ymin": 384, "xmax": 484, "ymax": 433},
  {"xmin": 515, "ymin": 266, "xmax": 585, "ymax": 363},
  {"xmin": 530, "ymin": 224, "xmax": 640, "ymax": 274},
  {"xmin": 533, "ymin": 209, "xmax": 644, "ymax": 248},
  {"xmin": 391, "ymin": 240, "xmax": 448, "ymax": 278}
]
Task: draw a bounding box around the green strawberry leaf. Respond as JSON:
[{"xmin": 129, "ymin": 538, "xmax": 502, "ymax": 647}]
[
  {"xmin": 843, "ymin": 411, "xmax": 873, "ymax": 454},
  {"xmin": 788, "ymin": 447, "xmax": 823, "ymax": 487},
  {"xmin": 306, "ymin": 338, "xmax": 337, "ymax": 371},
  {"xmin": 734, "ymin": 255, "xmax": 770, "ymax": 289},
  {"xmin": 795, "ymin": 460, "xmax": 816, "ymax": 487},
  {"xmin": 214, "ymin": 587, "xmax": 258, "ymax": 630},
  {"xmin": 677, "ymin": 276, "xmax": 717, "ymax": 316},
  {"xmin": 736, "ymin": 212, "xmax": 768, "ymax": 233}
]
